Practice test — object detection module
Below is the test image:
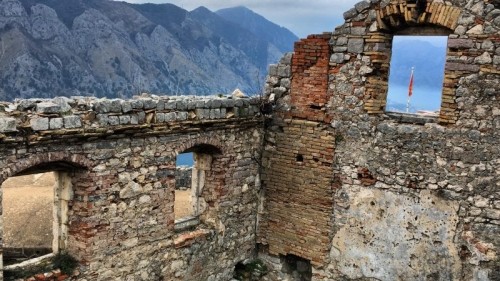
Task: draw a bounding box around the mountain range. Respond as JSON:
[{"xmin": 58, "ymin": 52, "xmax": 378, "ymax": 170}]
[{"xmin": 0, "ymin": 0, "xmax": 298, "ymax": 101}]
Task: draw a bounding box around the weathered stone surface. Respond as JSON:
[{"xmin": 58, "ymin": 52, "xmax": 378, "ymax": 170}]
[
  {"xmin": 63, "ymin": 116, "xmax": 82, "ymax": 128},
  {"xmin": 348, "ymin": 38, "xmax": 364, "ymax": 53},
  {"xmin": 330, "ymin": 189, "xmax": 461, "ymax": 280},
  {"xmin": 355, "ymin": 0, "xmax": 371, "ymax": 12},
  {"xmin": 260, "ymin": 0, "xmax": 499, "ymax": 280},
  {"xmin": 448, "ymin": 38, "xmax": 475, "ymax": 49},
  {"xmin": 0, "ymin": 117, "xmax": 16, "ymax": 132},
  {"xmin": 30, "ymin": 117, "xmax": 49, "ymax": 131},
  {"xmin": 344, "ymin": 7, "xmax": 358, "ymax": 19},
  {"xmin": 50, "ymin": 118, "xmax": 63, "ymax": 129},
  {"xmin": 446, "ymin": 62, "xmax": 481, "ymax": 72},
  {"xmin": 36, "ymin": 102, "xmax": 61, "ymax": 114}
]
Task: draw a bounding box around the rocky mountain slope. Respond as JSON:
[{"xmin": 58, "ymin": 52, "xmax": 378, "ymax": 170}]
[{"xmin": 0, "ymin": 0, "xmax": 298, "ymax": 101}]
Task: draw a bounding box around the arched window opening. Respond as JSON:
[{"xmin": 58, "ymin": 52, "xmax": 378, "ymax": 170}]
[
  {"xmin": 174, "ymin": 144, "xmax": 221, "ymax": 230},
  {"xmin": 386, "ymin": 34, "xmax": 448, "ymax": 116}
]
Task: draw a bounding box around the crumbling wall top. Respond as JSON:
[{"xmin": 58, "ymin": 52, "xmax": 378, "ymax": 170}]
[{"xmin": 0, "ymin": 95, "xmax": 262, "ymax": 140}]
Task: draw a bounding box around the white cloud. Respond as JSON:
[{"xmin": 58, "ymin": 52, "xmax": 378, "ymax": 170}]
[{"xmin": 116, "ymin": 0, "xmax": 359, "ymax": 37}]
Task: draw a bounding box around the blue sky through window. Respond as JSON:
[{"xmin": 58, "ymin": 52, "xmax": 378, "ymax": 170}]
[
  {"xmin": 176, "ymin": 153, "xmax": 194, "ymax": 166},
  {"xmin": 386, "ymin": 36, "xmax": 448, "ymax": 114}
]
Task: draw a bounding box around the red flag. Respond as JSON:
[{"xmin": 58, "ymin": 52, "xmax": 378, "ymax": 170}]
[{"xmin": 408, "ymin": 69, "xmax": 414, "ymax": 97}]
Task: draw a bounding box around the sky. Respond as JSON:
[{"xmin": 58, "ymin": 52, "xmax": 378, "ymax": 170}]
[
  {"xmin": 118, "ymin": 0, "xmax": 360, "ymax": 37},
  {"xmin": 386, "ymin": 36, "xmax": 448, "ymax": 113}
]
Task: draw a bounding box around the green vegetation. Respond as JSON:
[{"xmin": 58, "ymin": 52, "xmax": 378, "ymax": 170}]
[{"xmin": 233, "ymin": 259, "xmax": 268, "ymax": 281}]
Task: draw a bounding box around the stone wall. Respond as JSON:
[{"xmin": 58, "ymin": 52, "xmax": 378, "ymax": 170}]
[
  {"xmin": 0, "ymin": 95, "xmax": 264, "ymax": 280},
  {"xmin": 0, "ymin": 0, "xmax": 498, "ymax": 280},
  {"xmin": 261, "ymin": 0, "xmax": 499, "ymax": 280}
]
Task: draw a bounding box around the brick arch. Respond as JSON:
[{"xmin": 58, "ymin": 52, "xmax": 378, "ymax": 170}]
[
  {"xmin": 0, "ymin": 152, "xmax": 93, "ymax": 184},
  {"xmin": 171, "ymin": 135, "xmax": 226, "ymax": 157},
  {"xmin": 376, "ymin": 1, "xmax": 462, "ymax": 32}
]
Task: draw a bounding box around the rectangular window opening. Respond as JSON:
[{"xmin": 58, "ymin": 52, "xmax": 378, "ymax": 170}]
[
  {"xmin": 386, "ymin": 35, "xmax": 448, "ymax": 117},
  {"xmin": 175, "ymin": 152, "xmax": 195, "ymax": 221}
]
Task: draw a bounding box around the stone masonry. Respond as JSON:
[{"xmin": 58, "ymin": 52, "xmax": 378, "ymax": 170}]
[
  {"xmin": 0, "ymin": 0, "xmax": 499, "ymax": 280},
  {"xmin": 260, "ymin": 0, "xmax": 499, "ymax": 280},
  {"xmin": 0, "ymin": 95, "xmax": 263, "ymax": 280}
]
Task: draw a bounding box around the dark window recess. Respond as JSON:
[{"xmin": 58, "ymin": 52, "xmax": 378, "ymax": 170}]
[{"xmin": 296, "ymin": 154, "xmax": 304, "ymax": 162}]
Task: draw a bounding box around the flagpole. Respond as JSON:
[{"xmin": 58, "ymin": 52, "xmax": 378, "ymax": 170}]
[{"xmin": 406, "ymin": 67, "xmax": 414, "ymax": 113}]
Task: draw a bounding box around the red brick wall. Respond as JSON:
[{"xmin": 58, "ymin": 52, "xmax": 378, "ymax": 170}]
[
  {"xmin": 260, "ymin": 120, "xmax": 335, "ymax": 266},
  {"xmin": 289, "ymin": 34, "xmax": 332, "ymax": 122}
]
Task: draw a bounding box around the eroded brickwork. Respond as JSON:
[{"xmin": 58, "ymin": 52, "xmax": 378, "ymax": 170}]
[
  {"xmin": 259, "ymin": 119, "xmax": 334, "ymax": 266},
  {"xmin": 290, "ymin": 34, "xmax": 332, "ymax": 122}
]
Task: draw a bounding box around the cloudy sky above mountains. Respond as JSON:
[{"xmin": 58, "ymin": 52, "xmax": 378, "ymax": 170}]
[{"xmin": 120, "ymin": 0, "xmax": 360, "ymax": 37}]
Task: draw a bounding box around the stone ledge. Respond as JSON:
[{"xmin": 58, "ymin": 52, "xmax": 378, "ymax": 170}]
[
  {"xmin": 173, "ymin": 228, "xmax": 211, "ymax": 249},
  {"xmin": 385, "ymin": 112, "xmax": 438, "ymax": 125}
]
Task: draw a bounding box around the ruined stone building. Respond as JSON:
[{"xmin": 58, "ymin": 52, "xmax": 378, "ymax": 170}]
[{"xmin": 0, "ymin": 0, "xmax": 498, "ymax": 280}]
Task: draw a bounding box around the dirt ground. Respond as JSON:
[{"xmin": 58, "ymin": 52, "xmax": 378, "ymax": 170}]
[
  {"xmin": 175, "ymin": 190, "xmax": 193, "ymax": 219},
  {"xmin": 2, "ymin": 172, "xmax": 54, "ymax": 248},
  {"xmin": 2, "ymin": 173, "xmax": 193, "ymax": 248}
]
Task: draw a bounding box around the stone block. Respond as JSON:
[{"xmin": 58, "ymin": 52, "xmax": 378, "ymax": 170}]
[
  {"xmin": 355, "ymin": 0, "xmax": 370, "ymax": 12},
  {"xmin": 165, "ymin": 112, "xmax": 176, "ymax": 122},
  {"xmin": 156, "ymin": 100, "xmax": 165, "ymax": 111},
  {"xmin": 109, "ymin": 99, "xmax": 122, "ymax": 113},
  {"xmin": 64, "ymin": 116, "xmax": 82, "ymax": 128},
  {"xmin": 130, "ymin": 114, "xmax": 139, "ymax": 125},
  {"xmin": 336, "ymin": 36, "xmax": 348, "ymax": 46},
  {"xmin": 280, "ymin": 78, "xmax": 291, "ymax": 89},
  {"xmin": 156, "ymin": 113, "xmax": 165, "ymax": 123},
  {"xmin": 446, "ymin": 62, "xmax": 480, "ymax": 72},
  {"xmin": 186, "ymin": 101, "xmax": 196, "ymax": 110},
  {"xmin": 97, "ymin": 114, "xmax": 109, "ymax": 126},
  {"xmin": 348, "ymin": 38, "xmax": 364, "ymax": 54},
  {"xmin": 268, "ymin": 64, "xmax": 278, "ymax": 76},
  {"xmin": 137, "ymin": 111, "xmax": 146, "ymax": 123},
  {"xmin": 36, "ymin": 102, "xmax": 61, "ymax": 114},
  {"xmin": 165, "ymin": 101, "xmax": 176, "ymax": 110},
  {"xmin": 333, "ymin": 46, "xmax": 348, "ymax": 52},
  {"xmin": 0, "ymin": 117, "xmax": 16, "ymax": 132},
  {"xmin": 31, "ymin": 117, "xmax": 49, "ymax": 131},
  {"xmin": 52, "ymin": 97, "xmax": 72, "ymax": 112},
  {"xmin": 344, "ymin": 7, "xmax": 358, "ymax": 20},
  {"xmin": 108, "ymin": 116, "xmax": 120, "ymax": 126},
  {"xmin": 448, "ymin": 38, "xmax": 474, "ymax": 49},
  {"xmin": 177, "ymin": 112, "xmax": 188, "ymax": 121},
  {"xmin": 331, "ymin": 53, "xmax": 345, "ymax": 63},
  {"xmin": 475, "ymin": 52, "xmax": 492, "ymax": 64},
  {"xmin": 95, "ymin": 100, "xmax": 111, "ymax": 113},
  {"xmin": 121, "ymin": 101, "xmax": 133, "ymax": 113},
  {"xmin": 119, "ymin": 115, "xmax": 131, "ymax": 125},
  {"xmin": 195, "ymin": 101, "xmax": 205, "ymax": 108},
  {"xmin": 278, "ymin": 65, "xmax": 291, "ymax": 77},
  {"xmin": 130, "ymin": 99, "xmax": 143, "ymax": 109},
  {"xmin": 351, "ymin": 27, "xmax": 367, "ymax": 36},
  {"xmin": 50, "ymin": 118, "xmax": 63, "ymax": 129},
  {"xmin": 141, "ymin": 98, "xmax": 157, "ymax": 110},
  {"xmin": 176, "ymin": 101, "xmax": 188, "ymax": 111},
  {"xmin": 211, "ymin": 99, "xmax": 222, "ymax": 108},
  {"xmin": 16, "ymin": 99, "xmax": 37, "ymax": 111},
  {"xmin": 280, "ymin": 52, "xmax": 293, "ymax": 65}
]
